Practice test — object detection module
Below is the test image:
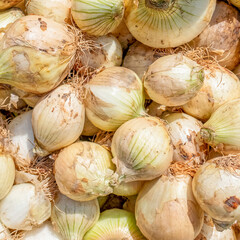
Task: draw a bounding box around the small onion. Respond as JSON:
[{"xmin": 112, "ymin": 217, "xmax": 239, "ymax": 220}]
[
  {"xmin": 25, "ymin": 0, "xmax": 72, "ymax": 23},
  {"xmin": 72, "ymin": 0, "xmax": 124, "ymax": 36},
  {"xmin": 85, "ymin": 66, "xmax": 145, "ymax": 131},
  {"xmin": 83, "ymin": 209, "xmax": 145, "ymax": 240},
  {"xmin": 54, "ymin": 141, "xmax": 117, "ymax": 201},
  {"xmin": 113, "ymin": 181, "xmax": 144, "ymax": 197},
  {"xmin": 0, "ymin": 0, "xmax": 22, "ymax": 10},
  {"xmin": 51, "ymin": 193, "xmax": 100, "ymax": 240},
  {"xmin": 183, "ymin": 65, "xmax": 240, "ymax": 121},
  {"xmin": 111, "ymin": 117, "xmax": 173, "ymax": 182},
  {"xmin": 32, "ymin": 84, "xmax": 85, "ymax": 156},
  {"xmin": 143, "ymin": 54, "xmax": 204, "ymax": 106},
  {"xmin": 0, "ymin": 15, "xmax": 76, "ymax": 94},
  {"xmin": 0, "ymin": 183, "xmax": 51, "ymax": 230},
  {"xmin": 82, "ymin": 114, "xmax": 99, "ymax": 136},
  {"xmin": 200, "ymin": 98, "xmax": 240, "ymax": 154},
  {"xmin": 162, "ymin": 112, "xmax": 208, "ymax": 163},
  {"xmin": 136, "ymin": 174, "xmax": 204, "ymax": 240},
  {"xmin": 192, "ymin": 155, "xmax": 240, "ymax": 231},
  {"xmin": 9, "ymin": 110, "xmax": 35, "ymax": 167}
]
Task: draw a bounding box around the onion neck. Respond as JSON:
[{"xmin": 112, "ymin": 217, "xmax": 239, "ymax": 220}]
[
  {"xmin": 200, "ymin": 128, "xmax": 215, "ymax": 144},
  {"xmin": 145, "ymin": 0, "xmax": 175, "ymax": 10}
]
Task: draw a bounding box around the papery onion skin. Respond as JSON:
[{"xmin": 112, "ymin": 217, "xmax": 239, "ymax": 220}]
[
  {"xmin": 125, "ymin": 0, "xmax": 216, "ymax": 48},
  {"xmin": 111, "ymin": 116, "xmax": 173, "ymax": 182},
  {"xmin": 51, "ymin": 194, "xmax": 100, "ymax": 240},
  {"xmin": 136, "ymin": 174, "xmax": 204, "ymax": 240},
  {"xmin": 32, "ymin": 84, "xmax": 85, "ymax": 156},
  {"xmin": 183, "ymin": 65, "xmax": 240, "ymax": 121},
  {"xmin": 0, "ymin": 0, "xmax": 22, "ymax": 10},
  {"xmin": 144, "ymin": 54, "xmax": 204, "ymax": 107},
  {"xmin": 85, "ymin": 66, "xmax": 145, "ymax": 131},
  {"xmin": 72, "ymin": 0, "xmax": 124, "ymax": 36},
  {"xmin": 192, "ymin": 156, "xmax": 240, "ymax": 231},
  {"xmin": 54, "ymin": 141, "xmax": 117, "ymax": 201},
  {"xmin": 0, "ymin": 15, "xmax": 76, "ymax": 94},
  {"xmin": 25, "ymin": 0, "xmax": 72, "ymax": 23}
]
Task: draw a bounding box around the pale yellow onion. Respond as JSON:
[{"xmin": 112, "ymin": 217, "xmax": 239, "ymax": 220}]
[
  {"xmin": 51, "ymin": 193, "xmax": 100, "ymax": 240},
  {"xmin": 123, "ymin": 41, "xmax": 160, "ymax": 80},
  {"xmin": 183, "ymin": 65, "xmax": 240, "ymax": 121},
  {"xmin": 234, "ymin": 64, "xmax": 240, "ymax": 80},
  {"xmin": 0, "ymin": 0, "xmax": 22, "ymax": 10},
  {"xmin": 125, "ymin": 0, "xmax": 216, "ymax": 48},
  {"xmin": 0, "ymin": 15, "xmax": 76, "ymax": 94},
  {"xmin": 72, "ymin": 0, "xmax": 124, "ymax": 36},
  {"xmin": 54, "ymin": 141, "xmax": 117, "ymax": 201},
  {"xmin": 144, "ymin": 54, "xmax": 204, "ymax": 106},
  {"xmin": 9, "ymin": 110, "xmax": 34, "ymax": 167},
  {"xmin": 146, "ymin": 101, "xmax": 165, "ymax": 118},
  {"xmin": 113, "ymin": 181, "xmax": 144, "ymax": 196},
  {"xmin": 32, "ymin": 84, "xmax": 85, "ymax": 156},
  {"xmin": 0, "ymin": 221, "xmax": 11, "ymax": 240},
  {"xmin": 0, "ymin": 154, "xmax": 15, "ymax": 200},
  {"xmin": 195, "ymin": 215, "xmax": 237, "ymax": 240},
  {"xmin": 83, "ymin": 209, "xmax": 146, "ymax": 240},
  {"xmin": 192, "ymin": 155, "xmax": 240, "ymax": 231},
  {"xmin": 162, "ymin": 112, "xmax": 208, "ymax": 163},
  {"xmin": 111, "ymin": 117, "xmax": 173, "ymax": 182},
  {"xmin": 230, "ymin": 0, "xmax": 240, "ymax": 8},
  {"xmin": 136, "ymin": 174, "xmax": 204, "ymax": 240},
  {"xmin": 111, "ymin": 20, "xmax": 135, "ymax": 50},
  {"xmin": 85, "ymin": 66, "xmax": 145, "ymax": 131},
  {"xmin": 0, "ymin": 8, "xmax": 24, "ymax": 40},
  {"xmin": 82, "ymin": 114, "xmax": 99, "ymax": 136},
  {"xmin": 200, "ymin": 98, "xmax": 240, "ymax": 154},
  {"xmin": 76, "ymin": 34, "xmax": 122, "ymax": 72},
  {"xmin": 191, "ymin": 1, "xmax": 240, "ymax": 70},
  {"xmin": 25, "ymin": 0, "xmax": 71, "ymax": 23},
  {"xmin": 0, "ymin": 183, "xmax": 51, "ymax": 230}
]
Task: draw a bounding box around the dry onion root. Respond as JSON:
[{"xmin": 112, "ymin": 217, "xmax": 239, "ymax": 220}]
[
  {"xmin": 192, "ymin": 155, "xmax": 240, "ymax": 231},
  {"xmin": 0, "ymin": 0, "xmax": 22, "ymax": 10},
  {"xmin": 0, "ymin": 15, "xmax": 76, "ymax": 94}
]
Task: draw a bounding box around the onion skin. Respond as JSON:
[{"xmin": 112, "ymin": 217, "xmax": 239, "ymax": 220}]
[{"xmin": 0, "ymin": 0, "xmax": 22, "ymax": 10}]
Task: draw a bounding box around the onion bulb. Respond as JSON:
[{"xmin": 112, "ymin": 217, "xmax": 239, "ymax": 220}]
[
  {"xmin": 195, "ymin": 215, "xmax": 237, "ymax": 240},
  {"xmin": 9, "ymin": 110, "xmax": 34, "ymax": 167},
  {"xmin": 124, "ymin": 0, "xmax": 216, "ymax": 48},
  {"xmin": 51, "ymin": 193, "xmax": 100, "ymax": 240},
  {"xmin": 32, "ymin": 85, "xmax": 85, "ymax": 156},
  {"xmin": 25, "ymin": 0, "xmax": 72, "ymax": 23},
  {"xmin": 82, "ymin": 114, "xmax": 99, "ymax": 136},
  {"xmin": 191, "ymin": 1, "xmax": 240, "ymax": 70},
  {"xmin": 230, "ymin": 0, "xmax": 240, "ymax": 8},
  {"xmin": 192, "ymin": 155, "xmax": 240, "ymax": 231},
  {"xmin": 136, "ymin": 174, "xmax": 204, "ymax": 240},
  {"xmin": 162, "ymin": 112, "xmax": 208, "ymax": 163},
  {"xmin": 83, "ymin": 208, "xmax": 145, "ymax": 240},
  {"xmin": 0, "ymin": 8, "xmax": 24, "ymax": 40},
  {"xmin": 0, "ymin": 183, "xmax": 51, "ymax": 230},
  {"xmin": 200, "ymin": 98, "xmax": 240, "ymax": 154},
  {"xmin": 54, "ymin": 141, "xmax": 117, "ymax": 201},
  {"xmin": 72, "ymin": 0, "xmax": 124, "ymax": 36},
  {"xmin": 111, "ymin": 116, "xmax": 173, "ymax": 182},
  {"xmin": 0, "ymin": 15, "xmax": 76, "ymax": 94},
  {"xmin": 144, "ymin": 54, "xmax": 204, "ymax": 106},
  {"xmin": 113, "ymin": 181, "xmax": 144, "ymax": 196},
  {"xmin": 0, "ymin": 0, "xmax": 22, "ymax": 10},
  {"xmin": 85, "ymin": 66, "xmax": 145, "ymax": 131},
  {"xmin": 183, "ymin": 65, "xmax": 240, "ymax": 121}
]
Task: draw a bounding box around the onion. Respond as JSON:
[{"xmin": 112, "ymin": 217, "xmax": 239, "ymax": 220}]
[
  {"xmin": 82, "ymin": 114, "xmax": 99, "ymax": 136},
  {"xmin": 83, "ymin": 209, "xmax": 145, "ymax": 240},
  {"xmin": 162, "ymin": 112, "xmax": 208, "ymax": 163},
  {"xmin": 136, "ymin": 174, "xmax": 204, "ymax": 240},
  {"xmin": 85, "ymin": 66, "xmax": 145, "ymax": 131},
  {"xmin": 144, "ymin": 54, "xmax": 204, "ymax": 106},
  {"xmin": 9, "ymin": 110, "xmax": 34, "ymax": 167},
  {"xmin": 113, "ymin": 181, "xmax": 144, "ymax": 196},
  {"xmin": 0, "ymin": 0, "xmax": 22, "ymax": 10},
  {"xmin": 0, "ymin": 7, "xmax": 24, "ymax": 40},
  {"xmin": 51, "ymin": 193, "xmax": 100, "ymax": 240},
  {"xmin": 191, "ymin": 1, "xmax": 240, "ymax": 70},
  {"xmin": 124, "ymin": 0, "xmax": 216, "ymax": 48},
  {"xmin": 192, "ymin": 155, "xmax": 240, "ymax": 231},
  {"xmin": 111, "ymin": 116, "xmax": 173, "ymax": 182},
  {"xmin": 32, "ymin": 84, "xmax": 85, "ymax": 156},
  {"xmin": 183, "ymin": 65, "xmax": 240, "ymax": 121},
  {"xmin": 72, "ymin": 0, "xmax": 124, "ymax": 36},
  {"xmin": 25, "ymin": 0, "xmax": 72, "ymax": 23},
  {"xmin": 123, "ymin": 195, "xmax": 137, "ymax": 213},
  {"xmin": 200, "ymin": 98, "xmax": 240, "ymax": 154},
  {"xmin": 54, "ymin": 141, "xmax": 117, "ymax": 201},
  {"xmin": 0, "ymin": 15, "xmax": 76, "ymax": 94}
]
